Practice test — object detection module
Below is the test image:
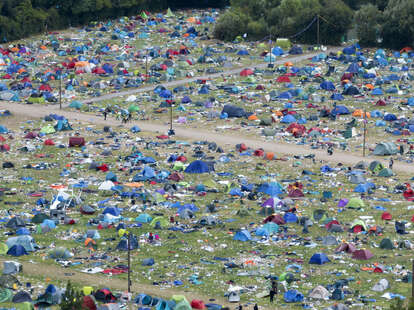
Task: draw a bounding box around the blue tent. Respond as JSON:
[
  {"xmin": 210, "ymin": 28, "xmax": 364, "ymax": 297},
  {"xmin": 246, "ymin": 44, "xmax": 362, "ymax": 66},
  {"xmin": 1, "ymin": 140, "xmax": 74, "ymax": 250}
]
[
  {"xmin": 7, "ymin": 245, "xmax": 28, "ymax": 256},
  {"xmin": 160, "ymin": 89, "xmax": 172, "ymax": 98},
  {"xmin": 233, "ymin": 230, "xmax": 251, "ymax": 241},
  {"xmin": 354, "ymin": 182, "xmax": 375, "ymax": 193},
  {"xmin": 258, "ymin": 183, "xmax": 283, "ymax": 196},
  {"xmin": 0, "ymin": 125, "xmax": 8, "ymax": 133},
  {"xmin": 372, "ymin": 88, "xmax": 383, "ymax": 95},
  {"xmin": 347, "ymin": 63, "xmax": 359, "ymax": 73},
  {"xmin": 343, "ymin": 46, "xmax": 356, "ymax": 55},
  {"xmin": 136, "ymin": 213, "xmax": 152, "ymax": 223},
  {"xmin": 229, "ymin": 188, "xmax": 243, "ymax": 196},
  {"xmin": 131, "ymin": 126, "xmax": 141, "ymax": 133},
  {"xmin": 284, "ymin": 213, "xmax": 298, "ymax": 223},
  {"xmin": 42, "ymin": 219, "xmax": 56, "ymax": 229},
  {"xmin": 272, "ymin": 47, "xmax": 284, "ymax": 56},
  {"xmin": 142, "ymin": 166, "xmax": 156, "ymax": 179},
  {"xmin": 185, "ymin": 160, "xmax": 213, "ymax": 173},
  {"xmin": 181, "ymin": 96, "xmax": 192, "ymax": 104},
  {"xmin": 280, "ymin": 114, "xmax": 296, "ymax": 123},
  {"xmin": 237, "ymin": 50, "xmax": 249, "ymax": 56},
  {"xmin": 331, "ymin": 105, "xmax": 350, "ymax": 115},
  {"xmin": 198, "ymin": 85, "xmax": 209, "ymax": 94},
  {"xmin": 320, "ymin": 81, "xmax": 335, "ymax": 91},
  {"xmin": 331, "ymin": 93, "xmax": 344, "ymax": 100},
  {"xmin": 16, "ymin": 228, "xmax": 30, "ymax": 235},
  {"xmin": 106, "ymin": 172, "xmax": 117, "ymax": 182},
  {"xmin": 408, "ymin": 98, "xmax": 414, "ymax": 106},
  {"xmin": 103, "ymin": 206, "xmax": 121, "ymax": 216},
  {"xmin": 221, "ymin": 105, "xmax": 245, "ymax": 118},
  {"xmin": 278, "ymin": 91, "xmax": 293, "ymax": 99},
  {"xmin": 384, "ymin": 114, "xmax": 397, "ymax": 121},
  {"xmin": 284, "ymin": 290, "xmax": 304, "ymax": 303},
  {"xmin": 309, "ymin": 253, "xmax": 330, "ymax": 265}
]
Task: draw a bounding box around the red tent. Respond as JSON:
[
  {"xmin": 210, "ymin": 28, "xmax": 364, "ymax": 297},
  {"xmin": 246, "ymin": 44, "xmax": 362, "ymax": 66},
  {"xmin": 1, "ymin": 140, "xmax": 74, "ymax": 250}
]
[
  {"xmin": 341, "ymin": 73, "xmax": 353, "ymax": 81},
  {"xmin": 0, "ymin": 144, "xmax": 10, "ymax": 152},
  {"xmin": 325, "ymin": 220, "xmax": 340, "ymax": 230},
  {"xmin": 2, "ymin": 74, "xmax": 12, "ymax": 79},
  {"xmin": 288, "ymin": 189, "xmax": 304, "ymax": 198},
  {"xmin": 263, "ymin": 214, "xmax": 285, "ymax": 225},
  {"xmin": 276, "ymin": 75, "xmax": 291, "ymax": 83},
  {"xmin": 376, "ymin": 99, "xmax": 386, "ymax": 106},
  {"xmin": 82, "ymin": 296, "xmax": 97, "ymax": 310},
  {"xmin": 254, "ymin": 149, "xmax": 264, "ymax": 157},
  {"xmin": 24, "ymin": 132, "xmax": 37, "ymax": 139},
  {"xmin": 93, "ymin": 67, "xmax": 106, "ymax": 74},
  {"xmin": 335, "ymin": 242, "xmax": 356, "ymax": 253},
  {"xmin": 240, "ymin": 69, "xmax": 253, "ymax": 77},
  {"xmin": 0, "ymin": 135, "xmax": 5, "ymax": 142},
  {"xmin": 176, "ymin": 155, "xmax": 187, "ymax": 162},
  {"xmin": 168, "ymin": 172, "xmax": 184, "ymax": 181},
  {"xmin": 381, "ymin": 212, "xmax": 392, "ymax": 220},
  {"xmin": 97, "ymin": 164, "xmax": 109, "ymax": 172},
  {"xmin": 39, "ymin": 84, "xmax": 52, "ymax": 92},
  {"xmin": 69, "ymin": 137, "xmax": 85, "ymax": 147},
  {"xmin": 191, "ymin": 300, "xmax": 206, "ymax": 309},
  {"xmin": 44, "ymin": 139, "xmax": 55, "ymax": 146},
  {"xmin": 352, "ymin": 249, "xmax": 373, "ymax": 260}
]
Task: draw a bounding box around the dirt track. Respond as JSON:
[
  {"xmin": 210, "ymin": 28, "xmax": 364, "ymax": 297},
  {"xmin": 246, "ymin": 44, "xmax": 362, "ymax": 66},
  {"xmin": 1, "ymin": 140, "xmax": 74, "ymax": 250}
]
[{"xmin": 0, "ymin": 101, "xmax": 412, "ymax": 174}]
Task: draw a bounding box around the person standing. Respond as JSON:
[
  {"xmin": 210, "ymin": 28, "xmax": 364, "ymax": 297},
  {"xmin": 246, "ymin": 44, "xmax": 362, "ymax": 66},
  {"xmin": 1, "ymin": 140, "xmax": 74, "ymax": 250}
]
[
  {"xmin": 269, "ymin": 289, "xmax": 275, "ymax": 303},
  {"xmin": 253, "ymin": 304, "xmax": 258, "ymax": 310},
  {"xmin": 103, "ymin": 110, "xmax": 107, "ymax": 120},
  {"xmin": 389, "ymin": 157, "xmax": 394, "ymax": 169},
  {"xmin": 400, "ymin": 145, "xmax": 404, "ymax": 156}
]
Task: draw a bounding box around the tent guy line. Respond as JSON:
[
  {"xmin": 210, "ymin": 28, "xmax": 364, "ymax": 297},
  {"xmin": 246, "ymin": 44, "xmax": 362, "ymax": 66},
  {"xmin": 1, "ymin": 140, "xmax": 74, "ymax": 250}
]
[{"xmin": 1, "ymin": 100, "xmax": 412, "ymax": 174}]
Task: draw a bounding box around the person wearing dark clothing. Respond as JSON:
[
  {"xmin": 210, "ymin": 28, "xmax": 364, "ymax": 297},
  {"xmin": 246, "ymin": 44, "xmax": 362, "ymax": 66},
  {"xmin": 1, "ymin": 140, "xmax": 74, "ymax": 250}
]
[
  {"xmin": 253, "ymin": 304, "xmax": 258, "ymax": 310},
  {"xmin": 269, "ymin": 289, "xmax": 275, "ymax": 303},
  {"xmin": 400, "ymin": 145, "xmax": 404, "ymax": 156},
  {"xmin": 103, "ymin": 110, "xmax": 107, "ymax": 120},
  {"xmin": 238, "ymin": 305, "xmax": 243, "ymax": 310},
  {"xmin": 389, "ymin": 157, "xmax": 394, "ymax": 169}
]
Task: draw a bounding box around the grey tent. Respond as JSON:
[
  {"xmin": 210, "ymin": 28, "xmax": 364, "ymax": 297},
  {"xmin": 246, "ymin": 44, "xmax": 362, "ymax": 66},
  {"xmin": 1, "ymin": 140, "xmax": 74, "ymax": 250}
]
[
  {"xmin": 3, "ymin": 261, "xmax": 22, "ymax": 275},
  {"xmin": 354, "ymin": 161, "xmax": 368, "ymax": 170},
  {"xmin": 6, "ymin": 236, "xmax": 37, "ymax": 252},
  {"xmin": 179, "ymin": 209, "xmax": 195, "ymax": 220},
  {"xmin": 309, "ymin": 285, "xmax": 329, "ymax": 299},
  {"xmin": 198, "ymin": 216, "xmax": 217, "ymax": 226},
  {"xmin": 5, "ymin": 217, "xmax": 25, "ymax": 230},
  {"xmin": 262, "ymin": 128, "xmax": 276, "ymax": 137},
  {"xmin": 379, "ymin": 238, "xmax": 394, "ymax": 249},
  {"xmin": 328, "ymin": 224, "xmax": 344, "ymax": 233},
  {"xmin": 373, "ymin": 142, "xmax": 398, "ymax": 156},
  {"xmin": 322, "ymin": 235, "xmax": 338, "ymax": 246},
  {"xmin": 12, "ymin": 290, "xmax": 32, "ymax": 303},
  {"xmin": 349, "ymin": 174, "xmax": 366, "ymax": 184},
  {"xmin": 221, "ymin": 105, "xmax": 246, "ymax": 118},
  {"xmin": 228, "ymin": 291, "xmax": 240, "ymax": 303},
  {"xmin": 49, "ymin": 248, "xmax": 72, "ymax": 259},
  {"xmin": 371, "ymin": 279, "xmax": 389, "ymax": 292}
]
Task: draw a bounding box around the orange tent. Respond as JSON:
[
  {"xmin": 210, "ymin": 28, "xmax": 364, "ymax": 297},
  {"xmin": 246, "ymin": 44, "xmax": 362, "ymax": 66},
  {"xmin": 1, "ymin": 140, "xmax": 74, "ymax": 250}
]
[
  {"xmin": 284, "ymin": 62, "xmax": 293, "ymax": 67},
  {"xmin": 365, "ymin": 84, "xmax": 374, "ymax": 90},
  {"xmin": 265, "ymin": 152, "xmax": 275, "ymax": 160},
  {"xmin": 186, "ymin": 17, "xmax": 196, "ymax": 23},
  {"xmin": 40, "ymin": 45, "xmax": 47, "ymax": 50},
  {"xmin": 10, "ymin": 47, "xmax": 18, "ymax": 53},
  {"xmin": 248, "ymin": 114, "xmax": 258, "ymax": 121},
  {"xmin": 352, "ymin": 109, "xmax": 370, "ymax": 118}
]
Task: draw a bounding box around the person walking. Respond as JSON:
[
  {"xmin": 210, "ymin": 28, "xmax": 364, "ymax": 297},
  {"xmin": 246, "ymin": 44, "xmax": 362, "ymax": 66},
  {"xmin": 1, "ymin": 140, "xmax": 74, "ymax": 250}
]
[
  {"xmin": 389, "ymin": 157, "xmax": 394, "ymax": 169},
  {"xmin": 253, "ymin": 304, "xmax": 258, "ymax": 310},
  {"xmin": 400, "ymin": 145, "xmax": 404, "ymax": 156},
  {"xmin": 103, "ymin": 110, "xmax": 107, "ymax": 120},
  {"xmin": 269, "ymin": 289, "xmax": 275, "ymax": 303}
]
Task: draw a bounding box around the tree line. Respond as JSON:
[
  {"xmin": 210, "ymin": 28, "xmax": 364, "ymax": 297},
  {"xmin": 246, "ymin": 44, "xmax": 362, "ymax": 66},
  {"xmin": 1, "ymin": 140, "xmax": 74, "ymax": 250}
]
[
  {"xmin": 0, "ymin": 0, "xmax": 228, "ymax": 43},
  {"xmin": 213, "ymin": 0, "xmax": 414, "ymax": 49}
]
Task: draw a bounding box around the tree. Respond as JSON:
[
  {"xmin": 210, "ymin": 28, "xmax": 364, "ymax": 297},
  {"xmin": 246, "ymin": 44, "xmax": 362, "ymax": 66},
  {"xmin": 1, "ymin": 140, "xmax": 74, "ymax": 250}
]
[
  {"xmin": 213, "ymin": 8, "xmax": 249, "ymax": 41},
  {"xmin": 355, "ymin": 4, "xmax": 382, "ymax": 46},
  {"xmin": 60, "ymin": 281, "xmax": 84, "ymax": 310},
  {"xmin": 382, "ymin": 0, "xmax": 414, "ymax": 49}
]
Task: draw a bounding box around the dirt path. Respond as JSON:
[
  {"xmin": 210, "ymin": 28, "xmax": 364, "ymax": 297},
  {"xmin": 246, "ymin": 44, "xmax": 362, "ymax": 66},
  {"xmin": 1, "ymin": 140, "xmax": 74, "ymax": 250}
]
[
  {"xmin": 0, "ymin": 258, "xmax": 237, "ymax": 308},
  {"xmin": 1, "ymin": 101, "xmax": 412, "ymax": 174},
  {"xmin": 78, "ymin": 48, "xmax": 341, "ymax": 105}
]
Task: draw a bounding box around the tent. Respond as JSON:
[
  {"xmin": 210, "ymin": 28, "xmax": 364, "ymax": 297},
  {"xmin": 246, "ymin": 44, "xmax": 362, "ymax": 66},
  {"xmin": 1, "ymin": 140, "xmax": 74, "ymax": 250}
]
[
  {"xmin": 373, "ymin": 142, "xmax": 398, "ymax": 155},
  {"xmin": 309, "ymin": 253, "xmax": 330, "ymax": 265},
  {"xmin": 185, "ymin": 160, "xmax": 213, "ymax": 173},
  {"xmin": 150, "ymin": 216, "xmax": 169, "ymax": 228},
  {"xmin": 309, "ymin": 285, "xmax": 329, "ymax": 299},
  {"xmin": 379, "ymin": 238, "xmax": 394, "ymax": 249},
  {"xmin": 7, "ymin": 245, "xmax": 28, "ymax": 257},
  {"xmin": 378, "ymin": 168, "xmax": 393, "ymax": 177},
  {"xmin": 221, "ymin": 105, "xmax": 245, "ymax": 118},
  {"xmin": 352, "ymin": 249, "xmax": 374, "ymax": 260},
  {"xmin": 233, "ymin": 230, "xmax": 251, "ymax": 241},
  {"xmin": 369, "ymin": 160, "xmax": 384, "ymax": 173},
  {"xmin": 284, "ymin": 290, "xmax": 303, "ymax": 303}
]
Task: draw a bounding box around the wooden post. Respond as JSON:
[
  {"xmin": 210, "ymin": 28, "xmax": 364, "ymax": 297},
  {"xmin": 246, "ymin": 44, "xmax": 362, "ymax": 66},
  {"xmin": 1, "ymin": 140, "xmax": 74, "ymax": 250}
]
[
  {"xmin": 145, "ymin": 51, "xmax": 148, "ymax": 81},
  {"xmin": 59, "ymin": 75, "xmax": 62, "ymax": 110},
  {"xmin": 127, "ymin": 233, "xmax": 131, "ymax": 294},
  {"xmin": 412, "ymin": 259, "xmax": 414, "ymax": 299},
  {"xmin": 363, "ymin": 110, "xmax": 367, "ymax": 157},
  {"xmin": 317, "ymin": 15, "xmax": 320, "ymax": 48}
]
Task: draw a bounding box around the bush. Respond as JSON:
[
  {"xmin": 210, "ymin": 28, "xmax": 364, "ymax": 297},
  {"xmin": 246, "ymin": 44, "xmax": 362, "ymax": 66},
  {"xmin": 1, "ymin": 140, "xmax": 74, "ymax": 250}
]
[
  {"xmin": 355, "ymin": 4, "xmax": 382, "ymax": 46},
  {"xmin": 213, "ymin": 9, "xmax": 249, "ymax": 41}
]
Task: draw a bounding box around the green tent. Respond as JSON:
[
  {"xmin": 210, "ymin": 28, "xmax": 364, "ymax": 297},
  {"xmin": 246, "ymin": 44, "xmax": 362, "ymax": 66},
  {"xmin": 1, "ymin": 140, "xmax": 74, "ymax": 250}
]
[
  {"xmin": 173, "ymin": 162, "xmax": 185, "ymax": 171},
  {"xmin": 174, "ymin": 299, "xmax": 192, "ymax": 310},
  {"xmin": 262, "ymin": 222, "xmax": 279, "ymax": 234},
  {"xmin": 166, "ymin": 8, "xmax": 175, "ymax": 18},
  {"xmin": 351, "ymin": 219, "xmax": 367, "ymax": 231},
  {"xmin": 379, "ymin": 238, "xmax": 394, "ymax": 249},
  {"xmin": 128, "ymin": 105, "xmax": 139, "ymax": 113},
  {"xmin": 378, "ymin": 168, "xmax": 393, "ymax": 177},
  {"xmin": 32, "ymin": 213, "xmax": 50, "ymax": 224},
  {"xmin": 369, "ymin": 161, "xmax": 384, "ymax": 173},
  {"xmin": 348, "ymin": 198, "xmax": 365, "ymax": 208},
  {"xmin": 69, "ymin": 101, "xmax": 83, "ymax": 109},
  {"xmin": 40, "ymin": 124, "xmax": 56, "ymax": 134},
  {"xmin": 276, "ymin": 38, "xmax": 291, "ymax": 49},
  {"xmin": 27, "ymin": 96, "xmax": 45, "ymax": 104},
  {"xmin": 150, "ymin": 216, "xmax": 169, "ymax": 228},
  {"xmin": 260, "ymin": 117, "xmax": 272, "ymax": 126},
  {"xmin": 262, "ymin": 128, "xmax": 276, "ymax": 136},
  {"xmin": 0, "ymin": 288, "xmax": 12, "ymax": 303},
  {"xmin": 236, "ymin": 209, "xmax": 250, "ymax": 217},
  {"xmin": 140, "ymin": 11, "xmax": 148, "ymax": 19}
]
